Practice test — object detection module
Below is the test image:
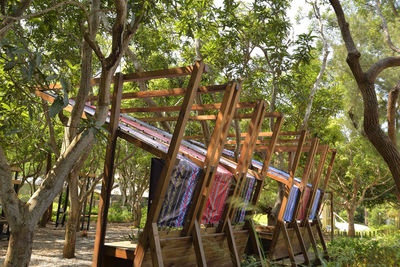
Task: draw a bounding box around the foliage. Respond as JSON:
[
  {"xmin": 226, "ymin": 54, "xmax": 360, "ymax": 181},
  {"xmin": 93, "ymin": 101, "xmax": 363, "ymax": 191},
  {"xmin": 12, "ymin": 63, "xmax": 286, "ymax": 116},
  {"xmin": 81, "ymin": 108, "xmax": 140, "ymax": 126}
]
[
  {"xmin": 324, "ymin": 233, "xmax": 400, "ymax": 266},
  {"xmin": 108, "ymin": 201, "xmax": 133, "ymax": 223}
]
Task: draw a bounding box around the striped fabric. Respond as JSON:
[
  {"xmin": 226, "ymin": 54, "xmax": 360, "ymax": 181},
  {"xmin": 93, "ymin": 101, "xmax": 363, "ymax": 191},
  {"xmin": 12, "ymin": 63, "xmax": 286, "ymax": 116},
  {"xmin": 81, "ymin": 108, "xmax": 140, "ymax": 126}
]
[
  {"xmin": 283, "ymin": 186, "xmax": 300, "ymax": 222},
  {"xmin": 309, "ymin": 189, "xmax": 321, "ymax": 220},
  {"xmin": 201, "ymin": 171, "xmax": 233, "ymax": 224},
  {"xmin": 297, "ymin": 187, "xmax": 311, "ymax": 220},
  {"xmin": 233, "ymin": 175, "xmax": 256, "ymax": 223},
  {"xmin": 153, "ymin": 157, "xmax": 201, "ymax": 227}
]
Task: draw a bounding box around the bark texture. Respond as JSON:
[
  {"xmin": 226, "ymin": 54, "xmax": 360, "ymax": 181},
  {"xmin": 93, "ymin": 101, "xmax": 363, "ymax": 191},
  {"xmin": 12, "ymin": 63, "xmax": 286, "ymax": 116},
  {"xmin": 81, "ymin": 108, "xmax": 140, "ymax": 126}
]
[{"xmin": 330, "ymin": 0, "xmax": 400, "ymax": 201}]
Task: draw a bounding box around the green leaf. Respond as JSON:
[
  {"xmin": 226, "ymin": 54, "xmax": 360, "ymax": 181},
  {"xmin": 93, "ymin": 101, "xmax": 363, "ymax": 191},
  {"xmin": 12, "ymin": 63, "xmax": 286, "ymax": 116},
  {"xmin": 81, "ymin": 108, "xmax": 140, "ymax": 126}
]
[
  {"xmin": 60, "ymin": 76, "xmax": 70, "ymax": 93},
  {"xmin": 49, "ymin": 96, "xmax": 65, "ymax": 118},
  {"xmin": 4, "ymin": 61, "xmax": 16, "ymax": 71}
]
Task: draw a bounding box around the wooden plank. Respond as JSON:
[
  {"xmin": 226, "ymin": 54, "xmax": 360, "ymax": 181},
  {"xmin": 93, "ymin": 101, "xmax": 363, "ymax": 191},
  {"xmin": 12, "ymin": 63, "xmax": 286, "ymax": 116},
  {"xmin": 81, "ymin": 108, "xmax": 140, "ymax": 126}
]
[
  {"xmin": 305, "ymin": 220, "xmax": 319, "ymax": 260},
  {"xmin": 121, "ymin": 101, "xmax": 257, "ymax": 113},
  {"xmin": 192, "ymin": 220, "xmax": 207, "ymax": 267},
  {"xmin": 219, "ymin": 101, "xmax": 267, "ymax": 231},
  {"xmin": 253, "ymin": 144, "xmax": 327, "ymax": 153},
  {"xmin": 134, "ymin": 61, "xmax": 205, "ymax": 267},
  {"xmin": 292, "ymin": 222, "xmax": 310, "ymax": 265},
  {"xmin": 134, "ymin": 112, "xmax": 271, "ymax": 122},
  {"xmin": 224, "ymin": 137, "xmax": 313, "ymax": 146},
  {"xmin": 303, "ymin": 145, "xmax": 329, "ymax": 220},
  {"xmin": 182, "ymin": 82, "xmax": 240, "ymax": 236},
  {"xmin": 292, "ymin": 138, "xmax": 319, "ymax": 219},
  {"xmin": 225, "ymin": 219, "xmax": 241, "ymax": 267},
  {"xmin": 280, "ymin": 222, "xmax": 297, "ymax": 267},
  {"xmin": 314, "ymin": 218, "xmax": 328, "ymax": 259},
  {"xmin": 85, "ymin": 85, "xmax": 227, "ymax": 102},
  {"xmin": 183, "ymin": 131, "xmax": 306, "ymax": 140},
  {"xmin": 92, "ymin": 73, "xmax": 124, "ymax": 267},
  {"xmin": 91, "ymin": 65, "xmax": 207, "ymax": 85},
  {"xmin": 117, "ymin": 131, "xmax": 167, "ymax": 159},
  {"xmin": 245, "ymin": 220, "xmax": 265, "ymax": 267},
  {"xmin": 149, "ymin": 223, "xmax": 164, "ymax": 267},
  {"xmin": 251, "ymin": 116, "xmax": 284, "ymax": 208}
]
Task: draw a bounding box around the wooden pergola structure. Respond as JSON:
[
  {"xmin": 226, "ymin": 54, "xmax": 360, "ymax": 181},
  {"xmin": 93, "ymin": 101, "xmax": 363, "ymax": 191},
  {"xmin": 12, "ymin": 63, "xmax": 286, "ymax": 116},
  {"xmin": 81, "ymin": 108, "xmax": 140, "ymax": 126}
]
[{"xmin": 36, "ymin": 61, "xmax": 336, "ymax": 267}]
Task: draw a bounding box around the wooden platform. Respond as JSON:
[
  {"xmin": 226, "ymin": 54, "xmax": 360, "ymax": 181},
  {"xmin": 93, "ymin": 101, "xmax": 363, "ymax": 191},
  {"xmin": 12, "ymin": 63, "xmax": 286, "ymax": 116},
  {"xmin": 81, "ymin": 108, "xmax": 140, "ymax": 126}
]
[{"xmin": 103, "ymin": 228, "xmax": 249, "ymax": 267}]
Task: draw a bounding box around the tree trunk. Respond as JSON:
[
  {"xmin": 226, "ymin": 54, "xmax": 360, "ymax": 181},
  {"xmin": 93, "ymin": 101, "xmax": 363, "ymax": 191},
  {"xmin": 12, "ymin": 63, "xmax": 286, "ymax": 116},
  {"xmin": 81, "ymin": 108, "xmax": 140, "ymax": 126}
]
[
  {"xmin": 347, "ymin": 209, "xmax": 356, "ymax": 237},
  {"xmin": 63, "ymin": 176, "xmax": 81, "ymax": 258},
  {"xmin": 132, "ymin": 202, "xmax": 142, "ymax": 228},
  {"xmin": 3, "ymin": 225, "xmax": 34, "ymax": 267}
]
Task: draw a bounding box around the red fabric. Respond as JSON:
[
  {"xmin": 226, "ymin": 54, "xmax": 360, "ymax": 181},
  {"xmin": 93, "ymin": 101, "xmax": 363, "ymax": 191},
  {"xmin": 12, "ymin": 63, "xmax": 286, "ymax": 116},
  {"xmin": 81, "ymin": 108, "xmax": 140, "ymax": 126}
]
[{"xmin": 297, "ymin": 187, "xmax": 310, "ymax": 220}]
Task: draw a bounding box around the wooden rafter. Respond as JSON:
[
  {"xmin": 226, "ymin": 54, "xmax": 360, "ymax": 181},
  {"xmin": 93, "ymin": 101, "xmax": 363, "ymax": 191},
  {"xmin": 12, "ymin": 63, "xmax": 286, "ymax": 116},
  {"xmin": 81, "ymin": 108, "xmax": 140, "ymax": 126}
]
[
  {"xmin": 134, "ymin": 61, "xmax": 205, "ymax": 267},
  {"xmin": 120, "ymin": 101, "xmax": 257, "ymax": 113}
]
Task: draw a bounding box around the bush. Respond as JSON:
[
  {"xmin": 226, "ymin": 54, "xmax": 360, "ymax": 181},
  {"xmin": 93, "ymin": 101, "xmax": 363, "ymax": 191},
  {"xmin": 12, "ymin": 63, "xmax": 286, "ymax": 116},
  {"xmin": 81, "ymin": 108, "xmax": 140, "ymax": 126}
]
[
  {"xmin": 325, "ymin": 232, "xmax": 400, "ymax": 266},
  {"xmin": 108, "ymin": 202, "xmax": 133, "ymax": 223}
]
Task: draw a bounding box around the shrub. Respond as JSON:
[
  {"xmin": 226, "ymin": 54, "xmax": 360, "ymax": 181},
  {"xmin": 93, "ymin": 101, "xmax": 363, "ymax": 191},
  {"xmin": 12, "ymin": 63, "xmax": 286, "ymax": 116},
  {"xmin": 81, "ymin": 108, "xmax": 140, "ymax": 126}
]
[{"xmin": 325, "ymin": 232, "xmax": 400, "ymax": 266}]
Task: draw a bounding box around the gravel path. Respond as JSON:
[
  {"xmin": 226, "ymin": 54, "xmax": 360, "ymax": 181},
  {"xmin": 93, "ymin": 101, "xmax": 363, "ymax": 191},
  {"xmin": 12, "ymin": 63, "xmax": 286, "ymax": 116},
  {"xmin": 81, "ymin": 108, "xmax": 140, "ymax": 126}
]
[{"xmin": 0, "ymin": 222, "xmax": 135, "ymax": 266}]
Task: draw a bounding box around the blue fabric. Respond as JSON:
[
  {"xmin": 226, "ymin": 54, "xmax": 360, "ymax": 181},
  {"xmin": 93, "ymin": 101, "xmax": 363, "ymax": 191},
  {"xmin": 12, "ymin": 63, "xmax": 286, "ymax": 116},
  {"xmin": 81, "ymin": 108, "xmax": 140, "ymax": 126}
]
[
  {"xmin": 309, "ymin": 189, "xmax": 321, "ymax": 220},
  {"xmin": 232, "ymin": 176, "xmax": 256, "ymax": 223},
  {"xmin": 283, "ymin": 186, "xmax": 299, "ymax": 222}
]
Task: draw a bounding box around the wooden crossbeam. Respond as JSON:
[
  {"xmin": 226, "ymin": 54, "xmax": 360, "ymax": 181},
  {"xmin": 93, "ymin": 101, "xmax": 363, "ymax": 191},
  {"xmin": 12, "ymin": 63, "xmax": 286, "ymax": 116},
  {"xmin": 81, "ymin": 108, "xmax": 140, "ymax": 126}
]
[
  {"xmin": 91, "ymin": 64, "xmax": 208, "ymax": 85},
  {"xmin": 92, "ymin": 73, "xmax": 123, "ymax": 267},
  {"xmin": 183, "ymin": 131, "xmax": 306, "ymax": 140},
  {"xmin": 252, "ymin": 144, "xmax": 331, "ymax": 153},
  {"xmin": 135, "ymin": 112, "xmax": 282, "ymax": 122},
  {"xmin": 244, "ymin": 220, "xmax": 265, "ymax": 267},
  {"xmin": 84, "ymin": 84, "xmax": 227, "ymax": 102},
  {"xmin": 117, "ymin": 131, "xmax": 167, "ymax": 160},
  {"xmin": 134, "ymin": 61, "xmax": 205, "ymax": 267},
  {"xmin": 120, "ymin": 101, "xmax": 256, "ymax": 113},
  {"xmin": 224, "ymin": 137, "xmax": 312, "ymax": 146}
]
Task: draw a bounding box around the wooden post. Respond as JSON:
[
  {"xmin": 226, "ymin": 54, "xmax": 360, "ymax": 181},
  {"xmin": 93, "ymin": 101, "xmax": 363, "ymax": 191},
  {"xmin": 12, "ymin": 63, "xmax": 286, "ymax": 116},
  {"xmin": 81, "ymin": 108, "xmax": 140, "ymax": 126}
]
[
  {"xmin": 149, "ymin": 223, "xmax": 164, "ymax": 267},
  {"xmin": 134, "ymin": 61, "xmax": 205, "ymax": 267},
  {"xmin": 92, "ymin": 73, "xmax": 124, "ymax": 267},
  {"xmin": 193, "ymin": 221, "xmax": 207, "ymax": 267},
  {"xmin": 225, "ymin": 219, "xmax": 241, "ymax": 266},
  {"xmin": 245, "ymin": 220, "xmax": 265, "ymax": 267}
]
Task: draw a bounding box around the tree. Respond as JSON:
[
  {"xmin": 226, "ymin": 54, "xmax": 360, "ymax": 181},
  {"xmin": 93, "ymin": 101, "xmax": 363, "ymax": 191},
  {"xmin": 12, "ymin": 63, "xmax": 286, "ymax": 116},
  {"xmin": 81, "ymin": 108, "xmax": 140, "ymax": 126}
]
[
  {"xmin": 0, "ymin": 0, "xmax": 146, "ymax": 265},
  {"xmin": 331, "ymin": 136, "xmax": 395, "ymax": 236},
  {"xmin": 329, "ymin": 0, "xmax": 400, "ymax": 202}
]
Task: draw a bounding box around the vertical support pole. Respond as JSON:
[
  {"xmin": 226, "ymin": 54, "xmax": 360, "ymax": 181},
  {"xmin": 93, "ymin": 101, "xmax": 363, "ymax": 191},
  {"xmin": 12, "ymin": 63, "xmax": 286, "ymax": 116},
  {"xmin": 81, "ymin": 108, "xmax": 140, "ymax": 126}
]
[
  {"xmin": 92, "ymin": 72, "xmax": 123, "ymax": 267},
  {"xmin": 225, "ymin": 218, "xmax": 240, "ymax": 266},
  {"xmin": 149, "ymin": 223, "xmax": 164, "ymax": 267},
  {"xmin": 245, "ymin": 220, "xmax": 265, "ymax": 267},
  {"xmin": 135, "ymin": 62, "xmax": 205, "ymax": 266},
  {"xmin": 193, "ymin": 220, "xmax": 207, "ymax": 267},
  {"xmin": 280, "ymin": 222, "xmax": 296, "ymax": 267}
]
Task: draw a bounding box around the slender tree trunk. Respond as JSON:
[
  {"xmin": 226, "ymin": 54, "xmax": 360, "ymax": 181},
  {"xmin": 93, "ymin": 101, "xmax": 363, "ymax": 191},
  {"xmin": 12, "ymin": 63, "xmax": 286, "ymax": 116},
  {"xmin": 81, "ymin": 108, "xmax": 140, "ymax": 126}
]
[
  {"xmin": 132, "ymin": 202, "xmax": 142, "ymax": 228},
  {"xmin": 39, "ymin": 153, "xmax": 52, "ymax": 227},
  {"xmin": 347, "ymin": 208, "xmax": 356, "ymax": 237},
  {"xmin": 63, "ymin": 179, "xmax": 81, "ymax": 258},
  {"xmin": 3, "ymin": 224, "xmax": 34, "ymax": 267}
]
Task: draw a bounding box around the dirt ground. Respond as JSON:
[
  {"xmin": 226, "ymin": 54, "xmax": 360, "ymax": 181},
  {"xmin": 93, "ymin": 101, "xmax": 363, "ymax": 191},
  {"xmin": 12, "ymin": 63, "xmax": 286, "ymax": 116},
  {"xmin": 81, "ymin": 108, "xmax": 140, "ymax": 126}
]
[{"xmin": 0, "ymin": 222, "xmax": 135, "ymax": 267}]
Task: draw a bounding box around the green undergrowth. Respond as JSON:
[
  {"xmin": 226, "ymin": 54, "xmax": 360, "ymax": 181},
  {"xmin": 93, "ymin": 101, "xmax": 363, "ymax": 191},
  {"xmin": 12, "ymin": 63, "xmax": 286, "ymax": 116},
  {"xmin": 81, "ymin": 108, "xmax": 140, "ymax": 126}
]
[{"xmin": 323, "ymin": 232, "xmax": 400, "ymax": 266}]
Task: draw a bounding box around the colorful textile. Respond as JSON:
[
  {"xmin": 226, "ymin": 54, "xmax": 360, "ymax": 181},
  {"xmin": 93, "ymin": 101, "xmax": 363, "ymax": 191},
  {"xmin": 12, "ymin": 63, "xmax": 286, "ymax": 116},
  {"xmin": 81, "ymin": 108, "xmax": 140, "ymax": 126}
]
[
  {"xmin": 297, "ymin": 186, "xmax": 311, "ymax": 220},
  {"xmin": 149, "ymin": 157, "xmax": 201, "ymax": 227},
  {"xmin": 309, "ymin": 189, "xmax": 321, "ymax": 220},
  {"xmin": 233, "ymin": 175, "xmax": 256, "ymax": 223},
  {"xmin": 201, "ymin": 171, "xmax": 233, "ymax": 224},
  {"xmin": 283, "ymin": 186, "xmax": 300, "ymax": 222}
]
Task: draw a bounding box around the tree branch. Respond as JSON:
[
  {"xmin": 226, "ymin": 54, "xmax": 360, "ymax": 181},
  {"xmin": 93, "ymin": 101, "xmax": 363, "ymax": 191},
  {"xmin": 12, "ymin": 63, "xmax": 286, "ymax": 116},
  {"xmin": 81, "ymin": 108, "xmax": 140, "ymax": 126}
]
[{"xmin": 374, "ymin": 0, "xmax": 400, "ymax": 53}]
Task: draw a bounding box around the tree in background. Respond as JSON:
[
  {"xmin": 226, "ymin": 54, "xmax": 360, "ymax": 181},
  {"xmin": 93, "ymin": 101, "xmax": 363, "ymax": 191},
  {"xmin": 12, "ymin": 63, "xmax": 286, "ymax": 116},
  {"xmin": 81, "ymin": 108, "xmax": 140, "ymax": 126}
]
[{"xmin": 331, "ymin": 136, "xmax": 395, "ymax": 236}]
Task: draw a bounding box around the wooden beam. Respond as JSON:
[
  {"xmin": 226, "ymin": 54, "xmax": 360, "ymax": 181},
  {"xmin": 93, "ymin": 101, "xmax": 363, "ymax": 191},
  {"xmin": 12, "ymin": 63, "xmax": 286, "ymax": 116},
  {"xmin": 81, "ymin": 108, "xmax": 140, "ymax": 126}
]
[
  {"xmin": 224, "ymin": 137, "xmax": 313, "ymax": 146},
  {"xmin": 84, "ymin": 84, "xmax": 227, "ymax": 102},
  {"xmin": 280, "ymin": 222, "xmax": 297, "ymax": 267},
  {"xmin": 120, "ymin": 101, "xmax": 256, "ymax": 113},
  {"xmin": 91, "ymin": 64, "xmax": 208, "ymax": 85},
  {"xmin": 225, "ymin": 219, "xmax": 241, "ymax": 267},
  {"xmin": 192, "ymin": 221, "xmax": 207, "ymax": 267},
  {"xmin": 244, "ymin": 220, "xmax": 265, "ymax": 267},
  {"xmin": 134, "ymin": 61, "xmax": 205, "ymax": 267},
  {"xmin": 253, "ymin": 144, "xmax": 328, "ymax": 153},
  {"xmin": 117, "ymin": 131, "xmax": 167, "ymax": 159},
  {"xmin": 149, "ymin": 223, "xmax": 164, "ymax": 267},
  {"xmin": 182, "ymin": 82, "xmax": 241, "ymax": 236},
  {"xmin": 219, "ymin": 101, "xmax": 267, "ymax": 231},
  {"xmin": 183, "ymin": 131, "xmax": 306, "ymax": 140},
  {"xmin": 92, "ymin": 73, "xmax": 123, "ymax": 267}
]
